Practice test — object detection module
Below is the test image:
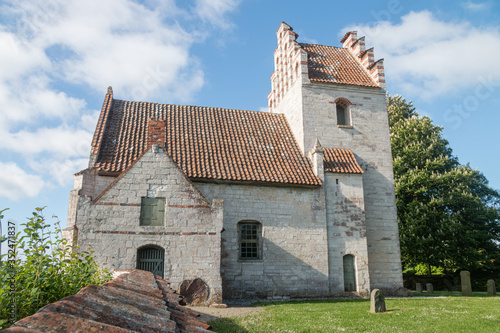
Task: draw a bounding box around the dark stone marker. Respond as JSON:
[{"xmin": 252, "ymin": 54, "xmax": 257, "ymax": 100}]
[
  {"xmin": 461, "ymin": 271, "xmax": 472, "ymax": 296},
  {"xmin": 370, "ymin": 289, "xmax": 386, "ymax": 313},
  {"xmin": 426, "ymin": 283, "xmax": 433, "ymax": 294},
  {"xmin": 179, "ymin": 278, "xmax": 210, "ymax": 305},
  {"xmin": 487, "ymin": 280, "xmax": 496, "ymax": 295},
  {"xmin": 416, "ymin": 283, "xmax": 423, "ymax": 293}
]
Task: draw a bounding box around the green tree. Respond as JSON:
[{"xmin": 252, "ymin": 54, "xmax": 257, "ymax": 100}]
[
  {"xmin": 0, "ymin": 207, "xmax": 112, "ymax": 329},
  {"xmin": 388, "ymin": 95, "xmax": 500, "ymax": 275}
]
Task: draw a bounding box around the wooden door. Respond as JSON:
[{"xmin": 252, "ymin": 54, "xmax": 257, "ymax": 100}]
[
  {"xmin": 137, "ymin": 247, "xmax": 164, "ymax": 278},
  {"xmin": 343, "ymin": 254, "xmax": 356, "ymax": 292}
]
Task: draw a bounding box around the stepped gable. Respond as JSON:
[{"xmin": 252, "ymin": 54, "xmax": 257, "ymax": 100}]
[
  {"xmin": 3, "ymin": 269, "xmax": 213, "ymax": 333},
  {"xmin": 323, "ymin": 148, "xmax": 364, "ymax": 174},
  {"xmin": 268, "ymin": 23, "xmax": 384, "ymax": 112},
  {"xmin": 92, "ymin": 95, "xmax": 322, "ymax": 186}
]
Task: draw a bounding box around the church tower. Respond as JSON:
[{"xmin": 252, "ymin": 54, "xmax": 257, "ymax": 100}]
[{"xmin": 269, "ymin": 22, "xmax": 403, "ymax": 291}]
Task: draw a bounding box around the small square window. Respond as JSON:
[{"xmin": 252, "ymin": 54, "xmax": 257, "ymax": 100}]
[
  {"xmin": 140, "ymin": 197, "xmax": 165, "ymax": 226},
  {"xmin": 238, "ymin": 222, "xmax": 261, "ymax": 260}
]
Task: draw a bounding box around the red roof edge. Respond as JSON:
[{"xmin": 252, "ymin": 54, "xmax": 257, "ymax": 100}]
[
  {"xmin": 323, "ymin": 148, "xmax": 364, "ymax": 174},
  {"xmin": 90, "ymin": 86, "xmax": 114, "ymax": 159},
  {"xmin": 93, "ymin": 145, "xmax": 151, "ymax": 203}
]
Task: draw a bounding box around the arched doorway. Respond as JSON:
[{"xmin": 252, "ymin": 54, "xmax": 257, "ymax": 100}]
[
  {"xmin": 137, "ymin": 246, "xmax": 164, "ymax": 278},
  {"xmin": 343, "ymin": 254, "xmax": 356, "ymax": 292}
]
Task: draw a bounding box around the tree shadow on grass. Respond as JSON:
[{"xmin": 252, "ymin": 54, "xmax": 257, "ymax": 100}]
[
  {"xmin": 253, "ymin": 298, "xmax": 369, "ymax": 307},
  {"xmin": 208, "ymin": 317, "xmax": 249, "ymax": 333}
]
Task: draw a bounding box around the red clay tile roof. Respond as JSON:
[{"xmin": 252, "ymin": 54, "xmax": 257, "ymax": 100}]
[
  {"xmin": 4, "ymin": 269, "xmax": 213, "ymax": 333},
  {"xmin": 93, "ymin": 99, "xmax": 322, "ymax": 186},
  {"xmin": 299, "ymin": 43, "xmax": 379, "ymax": 87},
  {"xmin": 91, "ymin": 89, "xmax": 113, "ymax": 156},
  {"xmin": 323, "ymin": 148, "xmax": 364, "ymax": 174}
]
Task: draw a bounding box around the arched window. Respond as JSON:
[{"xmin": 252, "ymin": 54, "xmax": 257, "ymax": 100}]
[
  {"xmin": 334, "ymin": 97, "xmax": 353, "ymax": 127},
  {"xmin": 137, "ymin": 245, "xmax": 164, "ymax": 278},
  {"xmin": 238, "ymin": 221, "xmax": 262, "ymax": 260},
  {"xmin": 337, "ymin": 104, "xmax": 347, "ymax": 125},
  {"xmin": 343, "ymin": 254, "xmax": 356, "ymax": 291}
]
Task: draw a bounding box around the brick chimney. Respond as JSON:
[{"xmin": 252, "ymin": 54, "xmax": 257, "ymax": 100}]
[
  {"xmin": 340, "ymin": 31, "xmax": 385, "ymax": 89},
  {"xmin": 148, "ymin": 118, "xmax": 166, "ymax": 149}
]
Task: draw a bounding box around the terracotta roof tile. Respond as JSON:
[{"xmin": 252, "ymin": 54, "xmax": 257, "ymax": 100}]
[
  {"xmin": 4, "ymin": 270, "xmax": 212, "ymax": 333},
  {"xmin": 299, "ymin": 43, "xmax": 379, "ymax": 87},
  {"xmin": 93, "ymin": 100, "xmax": 322, "ymax": 186},
  {"xmin": 323, "ymin": 148, "xmax": 364, "ymax": 174}
]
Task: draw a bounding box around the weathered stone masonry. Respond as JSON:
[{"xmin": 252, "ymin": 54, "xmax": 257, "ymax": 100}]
[
  {"xmin": 66, "ymin": 148, "xmax": 223, "ymax": 304},
  {"xmin": 65, "ymin": 22, "xmax": 404, "ymax": 301}
]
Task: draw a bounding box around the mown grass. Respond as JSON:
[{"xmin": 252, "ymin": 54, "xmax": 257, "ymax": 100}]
[{"xmin": 209, "ymin": 295, "xmax": 500, "ymax": 332}]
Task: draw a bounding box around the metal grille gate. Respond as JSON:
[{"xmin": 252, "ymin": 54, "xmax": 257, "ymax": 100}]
[{"xmin": 137, "ymin": 247, "xmax": 164, "ymax": 278}]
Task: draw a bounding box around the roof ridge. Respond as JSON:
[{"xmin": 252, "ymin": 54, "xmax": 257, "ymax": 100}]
[
  {"xmin": 112, "ymin": 99, "xmax": 277, "ymax": 116},
  {"xmin": 299, "ymin": 42, "xmax": 343, "ymax": 49},
  {"xmin": 94, "ymin": 97, "xmax": 322, "ymax": 186}
]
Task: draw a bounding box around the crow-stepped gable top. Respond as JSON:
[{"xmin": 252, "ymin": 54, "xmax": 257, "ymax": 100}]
[{"xmin": 268, "ymin": 22, "xmax": 385, "ymax": 111}]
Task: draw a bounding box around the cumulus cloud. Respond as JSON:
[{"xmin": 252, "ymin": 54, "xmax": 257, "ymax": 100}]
[
  {"xmin": 461, "ymin": 1, "xmax": 492, "ymax": 11},
  {"xmin": 344, "ymin": 11, "xmax": 500, "ymax": 99},
  {"xmin": 0, "ymin": 0, "xmax": 240, "ymax": 198},
  {"xmin": 194, "ymin": 0, "xmax": 240, "ymax": 28},
  {"xmin": 0, "ymin": 162, "xmax": 45, "ymax": 200},
  {"xmin": 0, "ymin": 126, "xmax": 93, "ymax": 158}
]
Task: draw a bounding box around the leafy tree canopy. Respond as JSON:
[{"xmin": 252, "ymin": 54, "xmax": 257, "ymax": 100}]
[{"xmin": 388, "ymin": 95, "xmax": 500, "ymax": 275}]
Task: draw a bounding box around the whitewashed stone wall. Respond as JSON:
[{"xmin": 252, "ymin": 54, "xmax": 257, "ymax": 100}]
[
  {"xmin": 324, "ymin": 173, "xmax": 370, "ymax": 294},
  {"xmin": 282, "ymin": 81, "xmax": 402, "ymax": 290},
  {"xmin": 66, "ymin": 169, "xmax": 115, "ymax": 234},
  {"xmin": 66, "ymin": 148, "xmax": 224, "ymax": 304},
  {"xmin": 271, "ymin": 79, "xmax": 305, "ymax": 152},
  {"xmin": 194, "ymin": 182, "xmax": 330, "ymax": 298}
]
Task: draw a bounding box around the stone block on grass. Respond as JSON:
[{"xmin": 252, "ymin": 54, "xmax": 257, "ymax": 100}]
[
  {"xmin": 487, "ymin": 280, "xmax": 496, "ymax": 295},
  {"xmin": 370, "ymin": 289, "xmax": 386, "ymax": 313},
  {"xmin": 460, "ymin": 271, "xmax": 472, "ymax": 297},
  {"xmin": 426, "ymin": 283, "xmax": 433, "ymax": 294}
]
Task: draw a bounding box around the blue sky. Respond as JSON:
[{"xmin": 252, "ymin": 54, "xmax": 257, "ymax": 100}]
[{"xmin": 1, "ymin": 0, "xmax": 499, "ymax": 236}]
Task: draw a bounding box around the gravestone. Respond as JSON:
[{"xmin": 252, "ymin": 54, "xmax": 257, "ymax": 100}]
[
  {"xmin": 426, "ymin": 283, "xmax": 433, "ymax": 294},
  {"xmin": 487, "ymin": 280, "xmax": 496, "ymax": 295},
  {"xmin": 460, "ymin": 271, "xmax": 472, "ymax": 296},
  {"xmin": 370, "ymin": 289, "xmax": 386, "ymax": 313},
  {"xmin": 416, "ymin": 283, "xmax": 423, "ymax": 293}
]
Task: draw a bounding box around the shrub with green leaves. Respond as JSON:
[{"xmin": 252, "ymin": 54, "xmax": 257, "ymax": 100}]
[{"xmin": 0, "ymin": 207, "xmax": 112, "ymax": 329}]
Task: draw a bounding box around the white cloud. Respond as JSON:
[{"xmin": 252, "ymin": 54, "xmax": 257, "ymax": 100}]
[
  {"xmin": 0, "ymin": 162, "xmax": 45, "ymax": 200},
  {"xmin": 344, "ymin": 11, "xmax": 500, "ymax": 99},
  {"xmin": 29, "ymin": 157, "xmax": 89, "ymax": 187},
  {"xmin": 0, "ymin": 0, "xmax": 240, "ymax": 199},
  {"xmin": 461, "ymin": 1, "xmax": 492, "ymax": 12},
  {"xmin": 0, "ymin": 126, "xmax": 93, "ymax": 158},
  {"xmin": 194, "ymin": 0, "xmax": 240, "ymax": 28}
]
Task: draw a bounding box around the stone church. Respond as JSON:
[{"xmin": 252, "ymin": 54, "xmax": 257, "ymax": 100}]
[{"xmin": 64, "ymin": 22, "xmax": 404, "ymax": 303}]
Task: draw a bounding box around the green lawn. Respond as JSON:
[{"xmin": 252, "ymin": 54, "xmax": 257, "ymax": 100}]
[{"xmin": 209, "ymin": 295, "xmax": 500, "ymax": 333}]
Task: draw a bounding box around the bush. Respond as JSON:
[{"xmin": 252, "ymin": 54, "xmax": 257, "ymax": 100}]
[{"xmin": 0, "ymin": 207, "xmax": 112, "ymax": 329}]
